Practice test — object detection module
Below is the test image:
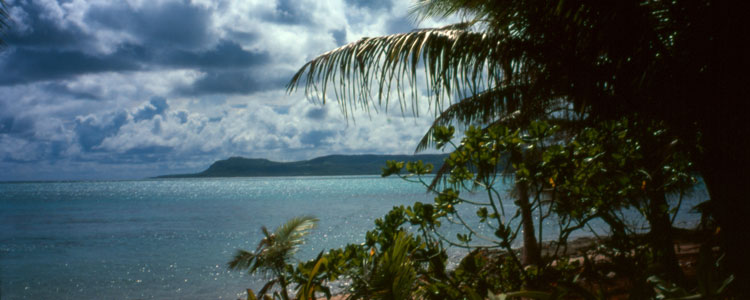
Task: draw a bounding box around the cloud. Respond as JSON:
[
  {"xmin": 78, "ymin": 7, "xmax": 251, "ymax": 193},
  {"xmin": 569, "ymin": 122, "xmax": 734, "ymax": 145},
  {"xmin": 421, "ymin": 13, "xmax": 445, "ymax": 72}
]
[
  {"xmin": 4, "ymin": 1, "xmax": 91, "ymax": 49},
  {"xmin": 386, "ymin": 16, "xmax": 416, "ymax": 35},
  {"xmin": 330, "ymin": 28, "xmax": 347, "ymax": 46},
  {"xmin": 74, "ymin": 110, "xmax": 129, "ymax": 151},
  {"xmin": 300, "ymin": 130, "xmax": 336, "ymax": 147},
  {"xmin": 84, "ymin": 1, "xmax": 215, "ymax": 50},
  {"xmin": 348, "ymin": 0, "xmax": 393, "ymax": 10},
  {"xmin": 0, "ymin": 0, "xmax": 454, "ymax": 181},
  {"xmin": 180, "ymin": 70, "xmax": 288, "ymax": 95},
  {"xmin": 41, "ymin": 82, "xmax": 103, "ymax": 100},
  {"xmin": 133, "ymin": 97, "xmax": 169, "ymax": 122},
  {"xmin": 160, "ymin": 40, "xmax": 269, "ymax": 69},
  {"xmin": 304, "ymin": 106, "xmax": 328, "ymax": 120},
  {"xmin": 0, "ymin": 47, "xmax": 142, "ymax": 85},
  {"xmin": 0, "ymin": 116, "xmax": 34, "ymax": 135}
]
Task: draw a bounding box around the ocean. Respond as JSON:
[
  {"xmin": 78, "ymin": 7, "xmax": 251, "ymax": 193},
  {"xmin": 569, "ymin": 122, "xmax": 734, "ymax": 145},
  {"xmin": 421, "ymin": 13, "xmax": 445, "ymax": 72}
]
[{"xmin": 0, "ymin": 176, "xmax": 704, "ymax": 299}]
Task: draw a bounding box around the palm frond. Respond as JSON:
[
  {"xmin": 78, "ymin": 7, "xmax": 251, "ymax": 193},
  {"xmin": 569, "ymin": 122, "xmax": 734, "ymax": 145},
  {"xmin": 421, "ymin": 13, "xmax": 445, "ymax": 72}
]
[
  {"xmin": 410, "ymin": 0, "xmax": 494, "ymax": 22},
  {"xmin": 257, "ymin": 278, "xmax": 281, "ymax": 298},
  {"xmin": 347, "ymin": 231, "xmax": 417, "ymax": 300},
  {"xmin": 287, "ymin": 26, "xmax": 503, "ymax": 118},
  {"xmin": 229, "ymin": 215, "xmax": 319, "ymax": 282},
  {"xmin": 273, "ymin": 215, "xmax": 319, "ymax": 259},
  {"xmin": 415, "ymin": 86, "xmax": 522, "ymax": 152},
  {"xmin": 229, "ymin": 249, "xmax": 257, "ymax": 271}
]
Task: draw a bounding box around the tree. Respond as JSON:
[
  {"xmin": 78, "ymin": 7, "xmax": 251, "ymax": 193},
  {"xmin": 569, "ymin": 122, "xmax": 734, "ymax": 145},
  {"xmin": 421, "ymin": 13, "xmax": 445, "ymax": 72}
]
[
  {"xmin": 288, "ymin": 0, "xmax": 749, "ymax": 292},
  {"xmin": 229, "ymin": 216, "xmax": 319, "ymax": 300}
]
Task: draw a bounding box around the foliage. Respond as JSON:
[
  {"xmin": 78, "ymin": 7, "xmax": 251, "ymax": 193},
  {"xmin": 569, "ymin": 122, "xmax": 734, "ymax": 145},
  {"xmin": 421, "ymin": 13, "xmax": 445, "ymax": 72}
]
[
  {"xmin": 347, "ymin": 231, "xmax": 419, "ymax": 300},
  {"xmin": 282, "ymin": 0, "xmax": 740, "ymax": 296},
  {"xmin": 377, "ymin": 119, "xmax": 700, "ymax": 298},
  {"xmin": 228, "ymin": 216, "xmax": 319, "ymax": 300},
  {"xmin": 648, "ymin": 243, "xmax": 734, "ymax": 300},
  {"xmin": 228, "ymin": 120, "xmax": 703, "ymax": 299}
]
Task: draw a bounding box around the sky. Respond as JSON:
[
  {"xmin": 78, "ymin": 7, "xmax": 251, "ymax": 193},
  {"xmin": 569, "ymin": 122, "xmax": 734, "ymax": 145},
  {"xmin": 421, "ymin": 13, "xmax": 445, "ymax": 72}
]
[{"xmin": 0, "ymin": 0, "xmax": 453, "ymax": 181}]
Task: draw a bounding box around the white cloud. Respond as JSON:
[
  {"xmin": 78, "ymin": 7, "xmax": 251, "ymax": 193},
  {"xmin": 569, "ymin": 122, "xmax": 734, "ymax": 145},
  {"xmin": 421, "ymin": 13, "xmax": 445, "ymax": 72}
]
[{"xmin": 0, "ymin": 0, "xmax": 456, "ymax": 180}]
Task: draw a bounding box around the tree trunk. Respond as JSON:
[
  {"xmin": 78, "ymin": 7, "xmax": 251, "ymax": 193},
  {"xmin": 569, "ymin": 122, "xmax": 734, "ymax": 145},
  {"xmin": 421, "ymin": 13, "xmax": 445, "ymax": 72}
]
[
  {"xmin": 688, "ymin": 2, "xmax": 750, "ymax": 295},
  {"xmin": 646, "ymin": 187, "xmax": 684, "ymax": 284},
  {"xmin": 697, "ymin": 135, "xmax": 750, "ymax": 296},
  {"xmin": 279, "ymin": 276, "xmax": 290, "ymax": 300},
  {"xmin": 517, "ymin": 181, "xmax": 542, "ymax": 267}
]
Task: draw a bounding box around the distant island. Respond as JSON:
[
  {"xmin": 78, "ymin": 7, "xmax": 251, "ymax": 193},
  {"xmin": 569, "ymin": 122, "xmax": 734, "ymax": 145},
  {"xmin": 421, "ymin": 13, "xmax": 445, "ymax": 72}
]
[{"xmin": 156, "ymin": 154, "xmax": 449, "ymax": 178}]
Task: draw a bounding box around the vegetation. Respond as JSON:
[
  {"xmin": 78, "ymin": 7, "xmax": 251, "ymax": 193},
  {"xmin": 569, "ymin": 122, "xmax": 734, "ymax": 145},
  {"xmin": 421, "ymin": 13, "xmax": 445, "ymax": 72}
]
[
  {"xmin": 229, "ymin": 216, "xmax": 319, "ymax": 300},
  {"xmin": 287, "ymin": 0, "xmax": 749, "ymax": 294},
  {"xmin": 231, "ymin": 120, "xmax": 726, "ymax": 299},
  {"xmin": 225, "ymin": 0, "xmax": 745, "ymax": 298}
]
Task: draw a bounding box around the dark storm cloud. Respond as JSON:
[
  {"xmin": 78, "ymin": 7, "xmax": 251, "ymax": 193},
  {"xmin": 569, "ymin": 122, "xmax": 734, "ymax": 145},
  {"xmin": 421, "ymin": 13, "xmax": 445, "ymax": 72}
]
[
  {"xmin": 346, "ymin": 0, "xmax": 393, "ymax": 10},
  {"xmin": 305, "ymin": 106, "xmax": 328, "ymax": 120},
  {"xmin": 0, "ymin": 117, "xmax": 13, "ymax": 134},
  {"xmin": 0, "ymin": 1, "xmax": 269, "ymax": 87},
  {"xmin": 175, "ymin": 111, "xmax": 189, "ymax": 124},
  {"xmin": 300, "ymin": 130, "xmax": 335, "ymax": 147},
  {"xmin": 386, "ymin": 16, "xmax": 415, "ymax": 34},
  {"xmin": 85, "ymin": 1, "xmax": 213, "ymax": 50},
  {"xmin": 124, "ymin": 145, "xmax": 173, "ymax": 156},
  {"xmin": 180, "ymin": 70, "xmax": 289, "ymax": 95},
  {"xmin": 3, "ymin": 140, "xmax": 71, "ymax": 163},
  {"xmin": 42, "ymin": 83, "xmax": 103, "ymax": 100},
  {"xmin": 4, "ymin": 1, "xmax": 91, "ymax": 49},
  {"xmin": 0, "ymin": 40, "xmax": 268, "ymax": 86},
  {"xmin": 330, "ymin": 28, "xmax": 347, "ymax": 46},
  {"xmin": 226, "ymin": 29, "xmax": 261, "ymax": 44},
  {"xmin": 74, "ymin": 110, "xmax": 129, "ymax": 151},
  {"xmin": 0, "ymin": 116, "xmax": 35, "ymax": 136},
  {"xmin": 133, "ymin": 97, "xmax": 169, "ymax": 122},
  {"xmin": 160, "ymin": 40, "xmax": 269, "ymax": 69},
  {"xmin": 0, "ymin": 47, "xmax": 142, "ymax": 85}
]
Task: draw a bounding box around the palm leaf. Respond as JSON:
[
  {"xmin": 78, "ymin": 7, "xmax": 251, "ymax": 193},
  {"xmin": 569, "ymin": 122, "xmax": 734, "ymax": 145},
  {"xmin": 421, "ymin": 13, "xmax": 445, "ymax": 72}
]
[
  {"xmin": 347, "ymin": 231, "xmax": 417, "ymax": 300},
  {"xmin": 273, "ymin": 215, "xmax": 319, "ymax": 260},
  {"xmin": 257, "ymin": 278, "xmax": 281, "ymax": 298},
  {"xmin": 415, "ymin": 86, "xmax": 523, "ymax": 152},
  {"xmin": 287, "ymin": 25, "xmax": 503, "ymax": 118},
  {"xmin": 229, "ymin": 216, "xmax": 319, "ymax": 284},
  {"xmin": 411, "ymin": 0, "xmax": 496, "ymax": 22},
  {"xmin": 229, "ymin": 249, "xmax": 257, "ymax": 271}
]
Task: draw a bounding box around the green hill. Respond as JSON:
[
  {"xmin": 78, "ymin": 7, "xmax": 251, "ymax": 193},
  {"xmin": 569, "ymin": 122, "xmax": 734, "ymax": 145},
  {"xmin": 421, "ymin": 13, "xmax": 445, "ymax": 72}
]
[{"xmin": 157, "ymin": 154, "xmax": 449, "ymax": 178}]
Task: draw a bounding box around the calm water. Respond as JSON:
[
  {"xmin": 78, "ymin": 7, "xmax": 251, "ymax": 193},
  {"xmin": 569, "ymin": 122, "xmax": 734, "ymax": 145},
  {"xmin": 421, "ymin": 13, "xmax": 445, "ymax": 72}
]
[{"xmin": 0, "ymin": 176, "xmax": 704, "ymax": 299}]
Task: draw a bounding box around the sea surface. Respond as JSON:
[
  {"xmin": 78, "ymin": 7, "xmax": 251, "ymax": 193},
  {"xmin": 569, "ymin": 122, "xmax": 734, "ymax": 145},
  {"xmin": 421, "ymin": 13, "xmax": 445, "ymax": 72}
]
[{"xmin": 0, "ymin": 176, "xmax": 705, "ymax": 299}]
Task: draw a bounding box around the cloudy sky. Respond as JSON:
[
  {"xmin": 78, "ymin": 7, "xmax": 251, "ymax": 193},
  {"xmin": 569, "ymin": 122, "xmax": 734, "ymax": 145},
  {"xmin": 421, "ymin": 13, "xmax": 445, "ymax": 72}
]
[{"xmin": 0, "ymin": 0, "xmax": 455, "ymax": 181}]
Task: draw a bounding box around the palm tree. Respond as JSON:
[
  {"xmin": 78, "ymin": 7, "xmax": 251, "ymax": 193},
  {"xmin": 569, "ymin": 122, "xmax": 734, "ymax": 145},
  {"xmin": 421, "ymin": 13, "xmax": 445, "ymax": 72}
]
[
  {"xmin": 288, "ymin": 3, "xmax": 569, "ymax": 268},
  {"xmin": 347, "ymin": 231, "xmax": 417, "ymax": 300},
  {"xmin": 288, "ymin": 0, "xmax": 749, "ymax": 292},
  {"xmin": 229, "ymin": 216, "xmax": 319, "ymax": 300}
]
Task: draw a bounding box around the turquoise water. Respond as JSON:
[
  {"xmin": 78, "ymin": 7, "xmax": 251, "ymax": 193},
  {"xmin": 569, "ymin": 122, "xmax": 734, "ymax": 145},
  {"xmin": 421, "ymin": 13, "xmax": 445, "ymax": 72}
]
[{"xmin": 0, "ymin": 176, "xmax": 704, "ymax": 299}]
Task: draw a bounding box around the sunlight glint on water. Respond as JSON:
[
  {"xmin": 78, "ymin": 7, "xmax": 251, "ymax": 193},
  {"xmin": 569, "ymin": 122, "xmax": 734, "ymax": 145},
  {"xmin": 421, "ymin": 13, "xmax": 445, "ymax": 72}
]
[{"xmin": 0, "ymin": 176, "xmax": 703, "ymax": 299}]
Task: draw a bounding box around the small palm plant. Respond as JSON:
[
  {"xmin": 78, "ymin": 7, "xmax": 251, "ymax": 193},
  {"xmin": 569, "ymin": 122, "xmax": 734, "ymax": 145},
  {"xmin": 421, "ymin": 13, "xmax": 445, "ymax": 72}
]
[
  {"xmin": 347, "ymin": 231, "xmax": 418, "ymax": 300},
  {"xmin": 229, "ymin": 215, "xmax": 319, "ymax": 300}
]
